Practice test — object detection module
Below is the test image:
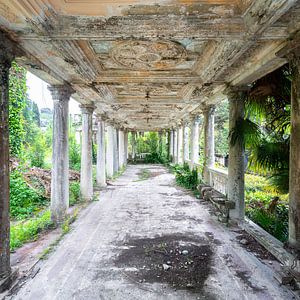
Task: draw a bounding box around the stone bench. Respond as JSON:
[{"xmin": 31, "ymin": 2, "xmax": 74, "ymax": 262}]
[{"xmin": 198, "ymin": 185, "xmax": 235, "ymax": 223}]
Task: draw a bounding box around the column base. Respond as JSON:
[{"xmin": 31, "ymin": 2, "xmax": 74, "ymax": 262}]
[
  {"xmin": 96, "ymin": 183, "xmax": 107, "ymax": 189},
  {"xmin": 0, "ymin": 268, "xmax": 18, "ymax": 293}
]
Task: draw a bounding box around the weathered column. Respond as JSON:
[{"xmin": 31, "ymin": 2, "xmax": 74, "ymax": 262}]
[
  {"xmin": 0, "ymin": 39, "xmax": 14, "ymax": 286},
  {"xmin": 173, "ymin": 129, "xmax": 178, "ymax": 163},
  {"xmin": 177, "ymin": 125, "xmax": 183, "ymax": 164},
  {"xmin": 49, "ymin": 85, "xmax": 74, "ymax": 224},
  {"xmin": 96, "ymin": 116, "xmax": 106, "ymax": 188},
  {"xmin": 113, "ymin": 127, "xmax": 119, "ymax": 173},
  {"xmin": 106, "ymin": 124, "xmax": 114, "ymax": 178},
  {"xmin": 124, "ymin": 130, "xmax": 128, "ymax": 166},
  {"xmin": 169, "ymin": 130, "xmax": 173, "ymax": 161},
  {"xmin": 183, "ymin": 121, "xmax": 189, "ymax": 162},
  {"xmin": 118, "ymin": 129, "xmax": 124, "ymax": 169},
  {"xmin": 203, "ymin": 106, "xmax": 215, "ymax": 183},
  {"xmin": 227, "ymin": 89, "xmax": 245, "ymax": 220},
  {"xmin": 80, "ymin": 104, "xmax": 94, "ymax": 201},
  {"xmin": 285, "ymin": 47, "xmax": 300, "ymax": 249},
  {"xmin": 190, "ymin": 115, "xmax": 200, "ymax": 167}
]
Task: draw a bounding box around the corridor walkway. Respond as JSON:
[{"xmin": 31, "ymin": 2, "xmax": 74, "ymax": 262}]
[{"xmin": 10, "ymin": 165, "xmax": 296, "ymax": 300}]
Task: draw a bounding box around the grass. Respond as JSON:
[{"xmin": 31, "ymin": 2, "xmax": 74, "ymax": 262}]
[
  {"xmin": 135, "ymin": 168, "xmax": 151, "ymax": 181},
  {"xmin": 10, "ymin": 210, "xmax": 54, "ymax": 251},
  {"xmin": 39, "ymin": 208, "xmax": 79, "ymax": 260}
]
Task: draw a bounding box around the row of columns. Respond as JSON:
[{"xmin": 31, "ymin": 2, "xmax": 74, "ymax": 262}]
[
  {"xmin": 49, "ymin": 93, "xmax": 128, "ymax": 223},
  {"xmin": 169, "ymin": 101, "xmax": 244, "ymax": 221}
]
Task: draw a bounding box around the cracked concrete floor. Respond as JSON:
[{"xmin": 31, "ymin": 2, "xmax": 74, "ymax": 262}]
[{"xmin": 10, "ymin": 165, "xmax": 297, "ymax": 300}]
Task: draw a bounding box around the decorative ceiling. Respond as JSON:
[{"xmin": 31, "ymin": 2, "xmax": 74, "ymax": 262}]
[{"xmin": 0, "ymin": 0, "xmax": 299, "ymax": 130}]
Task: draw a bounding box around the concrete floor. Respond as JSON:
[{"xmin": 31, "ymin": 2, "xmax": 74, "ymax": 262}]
[{"xmin": 10, "ymin": 165, "xmax": 297, "ymax": 300}]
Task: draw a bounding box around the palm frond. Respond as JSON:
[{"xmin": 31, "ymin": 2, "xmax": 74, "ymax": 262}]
[
  {"xmin": 229, "ymin": 118, "xmax": 261, "ymax": 148},
  {"xmin": 249, "ymin": 140, "xmax": 289, "ymax": 172}
]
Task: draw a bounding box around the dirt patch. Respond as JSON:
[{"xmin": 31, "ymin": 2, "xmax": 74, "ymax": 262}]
[
  {"xmin": 114, "ymin": 234, "xmax": 214, "ymax": 294},
  {"xmin": 235, "ymin": 230, "xmax": 276, "ymax": 260}
]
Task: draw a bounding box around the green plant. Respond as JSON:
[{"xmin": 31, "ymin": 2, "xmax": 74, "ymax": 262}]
[
  {"xmin": 10, "ymin": 210, "xmax": 54, "ymax": 251},
  {"xmin": 10, "ymin": 171, "xmax": 48, "ymax": 219},
  {"xmin": 9, "ymin": 62, "xmax": 27, "ymax": 158},
  {"xmin": 27, "ymin": 125, "xmax": 47, "ymax": 168},
  {"xmin": 135, "ymin": 168, "xmax": 151, "ymax": 181},
  {"xmin": 69, "ymin": 181, "xmax": 81, "ymax": 206},
  {"xmin": 69, "ymin": 131, "xmax": 81, "ymax": 171},
  {"xmin": 174, "ymin": 163, "xmax": 200, "ymax": 191},
  {"xmin": 245, "ymin": 173, "xmax": 288, "ymax": 242}
]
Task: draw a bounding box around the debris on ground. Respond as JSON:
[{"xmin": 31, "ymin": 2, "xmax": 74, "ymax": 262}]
[
  {"xmin": 235, "ymin": 230, "xmax": 276, "ymax": 260},
  {"xmin": 115, "ymin": 234, "xmax": 214, "ymax": 293}
]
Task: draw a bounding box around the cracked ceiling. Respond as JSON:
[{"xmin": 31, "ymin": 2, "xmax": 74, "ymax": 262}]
[{"xmin": 0, "ymin": 0, "xmax": 300, "ymax": 130}]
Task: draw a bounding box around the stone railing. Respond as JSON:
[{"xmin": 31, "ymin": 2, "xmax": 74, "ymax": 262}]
[{"xmin": 206, "ymin": 167, "xmax": 228, "ymax": 195}]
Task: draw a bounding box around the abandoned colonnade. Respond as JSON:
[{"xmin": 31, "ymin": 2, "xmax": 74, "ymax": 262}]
[{"xmin": 1, "ymin": 31, "xmax": 300, "ymax": 293}]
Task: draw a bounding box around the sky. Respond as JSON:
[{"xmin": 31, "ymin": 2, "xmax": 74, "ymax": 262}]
[{"xmin": 26, "ymin": 72, "xmax": 80, "ymax": 114}]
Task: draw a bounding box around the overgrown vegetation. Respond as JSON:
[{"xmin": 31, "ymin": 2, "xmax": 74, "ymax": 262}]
[
  {"xmin": 245, "ymin": 174, "xmax": 288, "ymax": 242},
  {"xmin": 228, "ymin": 65, "xmax": 291, "ymax": 241},
  {"xmin": 171, "ymin": 163, "xmax": 201, "ymax": 191},
  {"xmin": 8, "ymin": 63, "xmax": 83, "ymax": 252},
  {"xmin": 129, "ymin": 131, "xmax": 169, "ymax": 164},
  {"xmin": 10, "ymin": 171, "xmax": 48, "ymax": 220},
  {"xmin": 10, "ymin": 210, "xmax": 54, "ymax": 251},
  {"xmin": 69, "ymin": 182, "xmax": 81, "ymax": 206},
  {"xmin": 136, "ymin": 168, "xmax": 151, "ymax": 181}
]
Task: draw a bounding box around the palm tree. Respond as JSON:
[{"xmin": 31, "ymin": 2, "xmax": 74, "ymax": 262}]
[{"xmin": 229, "ymin": 65, "xmax": 291, "ymax": 193}]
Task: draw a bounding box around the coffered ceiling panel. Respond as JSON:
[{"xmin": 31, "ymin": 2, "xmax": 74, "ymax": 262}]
[{"xmin": 0, "ymin": 0, "xmax": 299, "ymax": 130}]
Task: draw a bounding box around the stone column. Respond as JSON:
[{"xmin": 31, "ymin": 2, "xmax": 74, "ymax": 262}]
[
  {"xmin": 190, "ymin": 115, "xmax": 200, "ymax": 167},
  {"xmin": 106, "ymin": 124, "xmax": 114, "ymax": 178},
  {"xmin": 183, "ymin": 122, "xmax": 189, "ymax": 162},
  {"xmin": 0, "ymin": 42, "xmax": 14, "ymax": 285},
  {"xmin": 173, "ymin": 129, "xmax": 178, "ymax": 163},
  {"xmin": 49, "ymin": 85, "xmax": 74, "ymax": 224},
  {"xmin": 80, "ymin": 104, "xmax": 94, "ymax": 201},
  {"xmin": 203, "ymin": 106, "xmax": 215, "ymax": 183},
  {"xmin": 124, "ymin": 131, "xmax": 128, "ymax": 166},
  {"xmin": 113, "ymin": 127, "xmax": 119, "ymax": 173},
  {"xmin": 177, "ymin": 125, "xmax": 183, "ymax": 164},
  {"xmin": 169, "ymin": 130, "xmax": 173, "ymax": 161},
  {"xmin": 227, "ymin": 90, "xmax": 245, "ymax": 220},
  {"xmin": 118, "ymin": 129, "xmax": 124, "ymax": 169},
  {"xmin": 287, "ymin": 50, "xmax": 300, "ymax": 249},
  {"xmin": 96, "ymin": 117, "xmax": 106, "ymax": 188}
]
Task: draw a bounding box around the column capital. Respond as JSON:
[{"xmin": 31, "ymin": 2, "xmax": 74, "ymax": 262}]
[
  {"xmin": 96, "ymin": 113, "xmax": 108, "ymax": 122},
  {"xmin": 225, "ymin": 85, "xmax": 249, "ymax": 100},
  {"xmin": 189, "ymin": 114, "xmax": 201, "ymax": 124},
  {"xmin": 48, "ymin": 84, "xmax": 75, "ymax": 101},
  {"xmin": 202, "ymin": 105, "xmax": 216, "ymax": 114},
  {"xmin": 80, "ymin": 104, "xmax": 95, "ymax": 114}
]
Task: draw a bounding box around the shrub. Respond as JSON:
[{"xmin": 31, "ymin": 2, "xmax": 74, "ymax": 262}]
[
  {"xmin": 69, "ymin": 181, "xmax": 81, "ymax": 206},
  {"xmin": 174, "ymin": 163, "xmax": 200, "ymax": 191},
  {"xmin": 10, "ymin": 210, "xmax": 54, "ymax": 251},
  {"xmin": 246, "ymin": 205, "xmax": 288, "ymax": 242},
  {"xmin": 144, "ymin": 152, "xmax": 168, "ymax": 164},
  {"xmin": 245, "ymin": 173, "xmax": 288, "ymax": 242},
  {"xmin": 69, "ymin": 132, "xmax": 81, "ymax": 171},
  {"xmin": 10, "ymin": 171, "xmax": 48, "ymax": 219}
]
